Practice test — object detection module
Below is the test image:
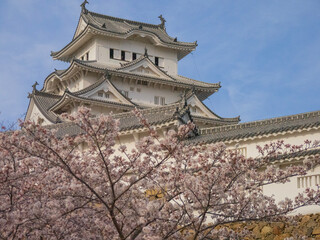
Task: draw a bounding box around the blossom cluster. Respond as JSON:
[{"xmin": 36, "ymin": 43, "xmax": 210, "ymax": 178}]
[{"xmin": 0, "ymin": 107, "xmax": 319, "ymax": 239}]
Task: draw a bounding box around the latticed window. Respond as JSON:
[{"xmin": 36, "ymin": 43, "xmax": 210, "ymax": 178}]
[
  {"xmin": 98, "ymin": 91, "xmax": 104, "ymax": 97},
  {"xmin": 160, "ymin": 97, "xmax": 165, "ymax": 105},
  {"xmin": 110, "ymin": 48, "xmax": 114, "ymax": 59},
  {"xmin": 154, "ymin": 96, "xmax": 159, "ymax": 105},
  {"xmin": 132, "ymin": 52, "xmax": 137, "ymax": 60},
  {"xmin": 154, "ymin": 96, "xmax": 165, "ymax": 105}
]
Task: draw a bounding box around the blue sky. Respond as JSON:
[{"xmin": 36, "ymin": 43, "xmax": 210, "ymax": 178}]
[{"xmin": 0, "ymin": 0, "xmax": 320, "ymax": 125}]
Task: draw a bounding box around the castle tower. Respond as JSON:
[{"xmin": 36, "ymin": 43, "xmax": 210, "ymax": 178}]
[{"xmin": 25, "ymin": 1, "xmax": 239, "ymax": 128}]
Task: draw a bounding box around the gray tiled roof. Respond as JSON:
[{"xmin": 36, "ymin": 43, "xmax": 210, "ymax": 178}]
[
  {"xmin": 48, "ymin": 102, "xmax": 187, "ymax": 138},
  {"xmin": 83, "ymin": 11, "xmax": 196, "ymax": 49},
  {"xmin": 269, "ymin": 148, "xmax": 320, "ymax": 163},
  {"xmin": 189, "ymin": 110, "xmax": 320, "ymax": 144},
  {"xmin": 72, "ymin": 78, "xmax": 106, "ymax": 95},
  {"xmin": 116, "ymin": 102, "xmax": 186, "ymax": 131},
  {"xmin": 192, "ymin": 115, "xmax": 240, "ymax": 127},
  {"xmin": 51, "ymin": 10, "xmax": 196, "ymax": 61},
  {"xmin": 49, "ymin": 91, "xmax": 136, "ymax": 113},
  {"xmin": 75, "ymin": 59, "xmax": 220, "ymax": 91},
  {"xmin": 32, "ymin": 91, "xmax": 61, "ymax": 123}
]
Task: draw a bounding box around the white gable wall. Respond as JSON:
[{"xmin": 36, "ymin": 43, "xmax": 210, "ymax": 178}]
[
  {"xmin": 27, "ymin": 100, "xmax": 52, "ymax": 126},
  {"xmin": 112, "ymin": 76, "xmax": 183, "ymax": 106}
]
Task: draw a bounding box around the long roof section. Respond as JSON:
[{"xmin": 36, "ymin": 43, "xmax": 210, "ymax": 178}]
[
  {"xmin": 48, "ymin": 102, "xmax": 189, "ymax": 138},
  {"xmin": 84, "ymin": 10, "xmax": 196, "ymax": 48},
  {"xmin": 189, "ymin": 110, "xmax": 320, "ymax": 144}
]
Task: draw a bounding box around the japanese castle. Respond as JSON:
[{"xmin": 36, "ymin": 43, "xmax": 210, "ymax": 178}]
[{"xmin": 25, "ymin": 2, "xmax": 320, "ymax": 214}]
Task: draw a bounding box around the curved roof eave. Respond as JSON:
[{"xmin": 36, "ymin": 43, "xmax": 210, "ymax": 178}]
[
  {"xmin": 74, "ymin": 60, "xmax": 220, "ymax": 91},
  {"xmin": 187, "ymin": 92, "xmax": 240, "ymax": 122},
  {"xmin": 51, "ymin": 23, "xmax": 196, "ymax": 61},
  {"xmin": 49, "ymin": 91, "xmax": 135, "ymax": 113},
  {"xmin": 32, "ymin": 95, "xmax": 59, "ymax": 124}
]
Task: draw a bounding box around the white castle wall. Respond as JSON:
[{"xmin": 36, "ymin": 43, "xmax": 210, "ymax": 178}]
[
  {"xmin": 224, "ymin": 128, "xmax": 320, "ymax": 214},
  {"xmin": 93, "ymin": 36, "xmax": 178, "ymax": 75}
]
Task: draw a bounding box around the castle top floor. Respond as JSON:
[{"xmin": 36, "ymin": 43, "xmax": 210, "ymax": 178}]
[{"xmin": 50, "ymin": 1, "xmax": 197, "ymax": 75}]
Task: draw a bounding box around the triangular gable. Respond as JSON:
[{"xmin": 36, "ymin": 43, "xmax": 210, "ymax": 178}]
[
  {"xmin": 25, "ymin": 98, "xmax": 54, "ymax": 126},
  {"xmin": 73, "ymin": 15, "xmax": 88, "ymax": 40},
  {"xmin": 79, "ymin": 79, "xmax": 134, "ymax": 106},
  {"xmin": 187, "ymin": 94, "xmax": 220, "ymax": 119},
  {"xmin": 118, "ymin": 57, "xmax": 172, "ymax": 80}
]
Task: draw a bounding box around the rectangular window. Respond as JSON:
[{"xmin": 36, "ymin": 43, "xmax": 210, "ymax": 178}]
[
  {"xmin": 154, "ymin": 96, "xmax": 159, "ymax": 105},
  {"xmin": 98, "ymin": 91, "xmax": 103, "ymax": 97},
  {"xmin": 132, "ymin": 52, "xmax": 137, "ymax": 60},
  {"xmin": 155, "ymin": 57, "xmax": 159, "ymax": 66},
  {"xmin": 137, "ymin": 80, "xmax": 148, "ymax": 86},
  {"xmin": 121, "ymin": 50, "xmax": 126, "ymax": 61},
  {"xmin": 160, "ymin": 97, "xmax": 165, "ymax": 105},
  {"xmin": 154, "ymin": 96, "xmax": 165, "ymax": 105},
  {"xmin": 86, "ymin": 52, "xmax": 89, "ymax": 61},
  {"xmin": 81, "ymin": 56, "xmax": 84, "ymax": 61},
  {"xmin": 110, "ymin": 48, "xmax": 114, "ymax": 59},
  {"xmin": 105, "ymin": 93, "xmax": 109, "ymax": 98}
]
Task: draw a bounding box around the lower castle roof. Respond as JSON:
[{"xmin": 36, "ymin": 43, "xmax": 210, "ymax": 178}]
[{"xmin": 189, "ymin": 110, "xmax": 320, "ymax": 144}]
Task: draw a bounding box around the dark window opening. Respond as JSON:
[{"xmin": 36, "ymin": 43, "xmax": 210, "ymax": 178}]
[
  {"xmin": 86, "ymin": 52, "xmax": 89, "ymax": 60},
  {"xmin": 137, "ymin": 80, "xmax": 148, "ymax": 86},
  {"xmin": 121, "ymin": 51, "xmax": 125, "ymax": 61},
  {"xmin": 110, "ymin": 49, "xmax": 114, "ymax": 59},
  {"xmin": 132, "ymin": 52, "xmax": 137, "ymax": 60},
  {"xmin": 155, "ymin": 57, "xmax": 159, "ymax": 66}
]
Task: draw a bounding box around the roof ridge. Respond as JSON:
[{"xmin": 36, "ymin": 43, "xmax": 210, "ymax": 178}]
[
  {"xmin": 72, "ymin": 77, "xmax": 105, "ymax": 95},
  {"xmin": 50, "ymin": 91, "xmax": 135, "ymax": 113},
  {"xmin": 175, "ymin": 74, "xmax": 221, "ymax": 87},
  {"xmin": 34, "ymin": 90, "xmax": 61, "ymax": 98},
  {"xmin": 88, "ymin": 11, "xmax": 161, "ymax": 29},
  {"xmin": 117, "ymin": 56, "xmax": 175, "ymax": 80},
  {"xmin": 200, "ymin": 110, "xmax": 320, "ymax": 135},
  {"xmin": 117, "ymin": 55, "xmax": 145, "ymax": 69},
  {"xmin": 112, "ymin": 102, "xmax": 183, "ymax": 119}
]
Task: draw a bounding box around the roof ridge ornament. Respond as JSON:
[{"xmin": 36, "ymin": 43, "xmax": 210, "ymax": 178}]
[
  {"xmin": 32, "ymin": 81, "xmax": 39, "ymax": 93},
  {"xmin": 158, "ymin": 14, "xmax": 166, "ymax": 29},
  {"xmin": 104, "ymin": 70, "xmax": 111, "ymax": 79},
  {"xmin": 144, "ymin": 47, "xmax": 148, "ymax": 57},
  {"xmin": 80, "ymin": 0, "xmax": 89, "ymax": 14},
  {"xmin": 180, "ymin": 91, "xmax": 188, "ymax": 107}
]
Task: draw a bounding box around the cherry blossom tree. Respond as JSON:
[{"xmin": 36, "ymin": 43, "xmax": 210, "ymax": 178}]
[{"xmin": 0, "ymin": 107, "xmax": 319, "ymax": 239}]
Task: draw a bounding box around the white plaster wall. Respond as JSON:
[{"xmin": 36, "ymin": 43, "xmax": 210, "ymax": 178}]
[
  {"xmin": 227, "ymin": 129, "xmax": 320, "ymax": 158},
  {"xmin": 95, "ymin": 36, "xmax": 178, "ymax": 75},
  {"xmin": 28, "ymin": 102, "xmax": 52, "ymax": 126},
  {"xmin": 112, "ymin": 76, "xmax": 182, "ymax": 106},
  {"xmin": 74, "ymin": 39, "xmax": 97, "ymax": 61},
  {"xmin": 263, "ymin": 165, "xmax": 320, "ymax": 215},
  {"xmin": 68, "ymin": 72, "xmax": 101, "ymax": 93},
  {"xmin": 225, "ymin": 128, "xmax": 320, "ymax": 215},
  {"xmin": 82, "ymin": 72, "xmax": 101, "ymax": 89}
]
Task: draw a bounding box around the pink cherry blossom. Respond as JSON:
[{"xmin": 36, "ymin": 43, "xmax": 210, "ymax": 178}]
[{"xmin": 0, "ymin": 107, "xmax": 319, "ymax": 239}]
